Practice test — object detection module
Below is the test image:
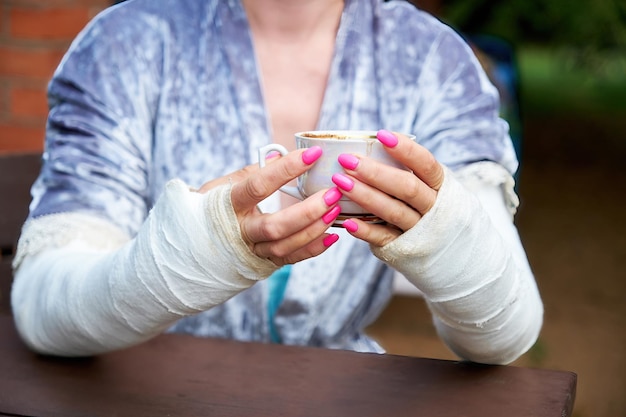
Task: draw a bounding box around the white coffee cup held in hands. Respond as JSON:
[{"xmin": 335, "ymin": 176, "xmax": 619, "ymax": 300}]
[{"xmin": 259, "ymin": 130, "xmax": 416, "ymax": 226}]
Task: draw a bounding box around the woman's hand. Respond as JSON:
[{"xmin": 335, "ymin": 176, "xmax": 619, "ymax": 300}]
[
  {"xmin": 196, "ymin": 147, "xmax": 342, "ymax": 266},
  {"xmin": 331, "ymin": 129, "xmax": 445, "ymax": 247}
]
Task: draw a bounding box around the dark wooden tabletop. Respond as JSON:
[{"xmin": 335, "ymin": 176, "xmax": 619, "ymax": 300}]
[{"xmin": 0, "ymin": 316, "xmax": 576, "ymax": 417}]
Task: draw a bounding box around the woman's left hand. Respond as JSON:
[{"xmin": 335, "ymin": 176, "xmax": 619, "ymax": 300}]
[{"xmin": 331, "ymin": 129, "xmax": 445, "ymax": 247}]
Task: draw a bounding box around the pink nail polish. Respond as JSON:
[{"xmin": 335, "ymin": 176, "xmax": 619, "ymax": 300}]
[
  {"xmin": 338, "ymin": 154, "xmax": 359, "ymax": 170},
  {"xmin": 302, "ymin": 146, "xmax": 323, "ymax": 165},
  {"xmin": 322, "ymin": 205, "xmax": 342, "ymax": 224},
  {"xmin": 331, "ymin": 173, "xmax": 354, "ymax": 191},
  {"xmin": 323, "ymin": 233, "xmax": 340, "ymax": 247},
  {"xmin": 377, "ymin": 130, "xmax": 398, "ymax": 147},
  {"xmin": 323, "ymin": 187, "xmax": 343, "ymax": 206},
  {"xmin": 342, "ymin": 219, "xmax": 359, "ymax": 233}
]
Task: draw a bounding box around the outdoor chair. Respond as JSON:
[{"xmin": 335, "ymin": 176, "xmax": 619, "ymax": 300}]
[{"xmin": 0, "ymin": 152, "xmax": 41, "ymax": 315}]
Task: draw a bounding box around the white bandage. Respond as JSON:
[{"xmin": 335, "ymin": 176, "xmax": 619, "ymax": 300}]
[
  {"xmin": 372, "ymin": 163, "xmax": 543, "ymax": 364},
  {"xmin": 11, "ymin": 180, "xmax": 278, "ymax": 356}
]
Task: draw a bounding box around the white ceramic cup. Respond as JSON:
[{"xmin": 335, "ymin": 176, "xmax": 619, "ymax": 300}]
[{"xmin": 258, "ymin": 130, "xmax": 415, "ymax": 223}]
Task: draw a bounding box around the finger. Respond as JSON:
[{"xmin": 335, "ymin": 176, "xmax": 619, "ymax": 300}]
[
  {"xmin": 341, "ymin": 218, "xmax": 402, "ymax": 248},
  {"xmin": 261, "ymin": 233, "xmax": 340, "ymax": 266},
  {"xmin": 231, "ymin": 146, "xmax": 323, "ymax": 212},
  {"xmin": 332, "ymin": 173, "xmax": 421, "ymax": 231},
  {"xmin": 377, "ymin": 130, "xmax": 445, "ymax": 191},
  {"xmin": 335, "ymin": 151, "xmax": 437, "ymax": 216},
  {"xmin": 251, "ymin": 211, "xmax": 341, "ymax": 262},
  {"xmin": 197, "ymin": 164, "xmax": 260, "ymax": 193},
  {"xmin": 241, "ymin": 188, "xmax": 342, "ymax": 245},
  {"xmin": 264, "ymin": 151, "xmax": 282, "ymax": 161}
]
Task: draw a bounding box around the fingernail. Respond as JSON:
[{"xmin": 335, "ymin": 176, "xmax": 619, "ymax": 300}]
[
  {"xmin": 302, "ymin": 146, "xmax": 323, "ymax": 165},
  {"xmin": 322, "ymin": 205, "xmax": 342, "ymax": 224},
  {"xmin": 323, "ymin": 187, "xmax": 343, "ymax": 206},
  {"xmin": 265, "ymin": 151, "xmax": 280, "ymax": 159},
  {"xmin": 342, "ymin": 219, "xmax": 359, "ymax": 233},
  {"xmin": 323, "ymin": 233, "xmax": 340, "ymax": 247},
  {"xmin": 377, "ymin": 130, "xmax": 398, "ymax": 147},
  {"xmin": 338, "ymin": 154, "xmax": 359, "ymax": 170},
  {"xmin": 331, "ymin": 173, "xmax": 354, "ymax": 191}
]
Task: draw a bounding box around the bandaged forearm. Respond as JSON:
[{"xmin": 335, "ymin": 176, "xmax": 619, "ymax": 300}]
[
  {"xmin": 11, "ymin": 180, "xmax": 278, "ymax": 357},
  {"xmin": 372, "ymin": 163, "xmax": 543, "ymax": 365}
]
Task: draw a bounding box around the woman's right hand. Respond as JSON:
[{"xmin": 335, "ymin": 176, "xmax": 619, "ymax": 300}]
[{"xmin": 196, "ymin": 146, "xmax": 342, "ymax": 266}]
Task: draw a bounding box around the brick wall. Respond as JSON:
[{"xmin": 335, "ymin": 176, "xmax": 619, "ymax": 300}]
[{"xmin": 0, "ymin": 0, "xmax": 111, "ymax": 155}]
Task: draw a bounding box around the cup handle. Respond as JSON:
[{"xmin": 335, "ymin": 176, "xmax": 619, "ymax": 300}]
[{"xmin": 258, "ymin": 144, "xmax": 303, "ymax": 200}]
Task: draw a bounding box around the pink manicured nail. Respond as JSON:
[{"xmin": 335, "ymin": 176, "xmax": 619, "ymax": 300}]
[
  {"xmin": 322, "ymin": 205, "xmax": 342, "ymax": 224},
  {"xmin": 332, "ymin": 173, "xmax": 354, "ymax": 191},
  {"xmin": 323, "ymin": 233, "xmax": 340, "ymax": 247},
  {"xmin": 342, "ymin": 219, "xmax": 359, "ymax": 233},
  {"xmin": 302, "ymin": 146, "xmax": 323, "ymax": 165},
  {"xmin": 338, "ymin": 154, "xmax": 359, "ymax": 170},
  {"xmin": 323, "ymin": 187, "xmax": 343, "ymax": 206},
  {"xmin": 377, "ymin": 130, "xmax": 398, "ymax": 147}
]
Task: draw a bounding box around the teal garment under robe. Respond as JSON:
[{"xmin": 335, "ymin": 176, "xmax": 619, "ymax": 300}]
[{"xmin": 267, "ymin": 265, "xmax": 292, "ymax": 344}]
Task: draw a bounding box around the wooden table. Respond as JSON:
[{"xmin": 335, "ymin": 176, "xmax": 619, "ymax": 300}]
[{"xmin": 0, "ymin": 316, "xmax": 576, "ymax": 417}]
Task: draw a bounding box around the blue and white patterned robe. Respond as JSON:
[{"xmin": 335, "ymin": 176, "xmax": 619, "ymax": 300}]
[{"xmin": 28, "ymin": 0, "xmax": 517, "ymax": 352}]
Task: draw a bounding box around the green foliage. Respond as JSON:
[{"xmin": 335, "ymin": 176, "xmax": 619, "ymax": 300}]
[
  {"xmin": 441, "ymin": 0, "xmax": 626, "ymax": 76},
  {"xmin": 518, "ymin": 47, "xmax": 626, "ymax": 116}
]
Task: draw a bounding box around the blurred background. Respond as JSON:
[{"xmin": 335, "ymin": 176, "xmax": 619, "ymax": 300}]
[
  {"xmin": 370, "ymin": 2, "xmax": 626, "ymax": 417},
  {"xmin": 1, "ymin": 1, "xmax": 624, "ymax": 416}
]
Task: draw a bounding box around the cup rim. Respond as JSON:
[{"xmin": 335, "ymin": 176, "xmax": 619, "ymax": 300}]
[{"xmin": 295, "ymin": 130, "xmax": 415, "ymax": 142}]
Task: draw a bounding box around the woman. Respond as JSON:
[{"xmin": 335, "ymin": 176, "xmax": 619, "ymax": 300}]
[{"xmin": 11, "ymin": 0, "xmax": 542, "ymax": 364}]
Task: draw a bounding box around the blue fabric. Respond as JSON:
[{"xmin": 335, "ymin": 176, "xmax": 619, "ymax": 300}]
[
  {"xmin": 27, "ymin": 0, "xmax": 519, "ymax": 351},
  {"xmin": 267, "ymin": 265, "xmax": 292, "ymax": 343}
]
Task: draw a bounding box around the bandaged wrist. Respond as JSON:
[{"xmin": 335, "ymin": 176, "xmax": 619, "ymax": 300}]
[
  {"xmin": 371, "ymin": 166, "xmax": 509, "ymax": 299},
  {"xmin": 371, "ymin": 165, "xmax": 542, "ymax": 364},
  {"xmin": 12, "ymin": 180, "xmax": 278, "ymax": 356}
]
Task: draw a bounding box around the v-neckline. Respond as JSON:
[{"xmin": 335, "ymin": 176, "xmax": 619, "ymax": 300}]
[{"xmin": 217, "ymin": 0, "xmax": 364, "ymax": 147}]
